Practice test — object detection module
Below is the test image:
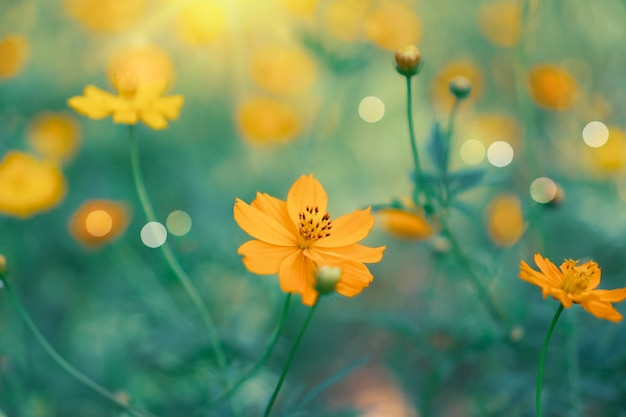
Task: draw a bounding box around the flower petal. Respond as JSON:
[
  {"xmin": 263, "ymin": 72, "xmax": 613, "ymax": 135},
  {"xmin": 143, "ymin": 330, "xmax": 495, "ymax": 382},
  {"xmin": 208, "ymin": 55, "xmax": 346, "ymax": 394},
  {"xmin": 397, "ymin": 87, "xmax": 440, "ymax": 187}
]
[
  {"xmin": 67, "ymin": 86, "xmax": 118, "ymax": 119},
  {"xmin": 315, "ymin": 208, "xmax": 375, "ymax": 248},
  {"xmin": 588, "ymin": 288, "xmax": 626, "ymax": 302},
  {"xmin": 234, "ymin": 198, "xmax": 297, "ymax": 246},
  {"xmin": 579, "ymin": 299, "xmax": 623, "ymax": 322},
  {"xmin": 334, "ymin": 261, "xmax": 374, "ymax": 297},
  {"xmin": 140, "ymin": 109, "xmax": 168, "ymax": 130},
  {"xmin": 112, "ymin": 107, "xmax": 139, "ymax": 125},
  {"xmin": 152, "ymin": 95, "xmax": 184, "ymax": 119},
  {"xmin": 238, "ymin": 240, "xmax": 297, "ymax": 275},
  {"xmin": 286, "ymin": 174, "xmax": 328, "ymax": 225},
  {"xmin": 520, "ymin": 259, "xmax": 561, "ymax": 290},
  {"xmin": 251, "ymin": 192, "xmax": 297, "ymax": 235},
  {"xmin": 311, "ymin": 243, "xmax": 385, "ymax": 263},
  {"xmin": 533, "ymin": 254, "xmax": 564, "ymax": 286},
  {"xmin": 278, "ymin": 250, "xmax": 318, "ymax": 305}
]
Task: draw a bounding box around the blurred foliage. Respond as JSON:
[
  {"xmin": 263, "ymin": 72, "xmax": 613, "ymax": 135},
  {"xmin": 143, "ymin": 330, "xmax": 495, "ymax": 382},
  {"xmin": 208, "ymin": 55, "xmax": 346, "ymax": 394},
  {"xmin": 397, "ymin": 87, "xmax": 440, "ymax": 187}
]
[{"xmin": 2, "ymin": 0, "xmax": 626, "ymax": 416}]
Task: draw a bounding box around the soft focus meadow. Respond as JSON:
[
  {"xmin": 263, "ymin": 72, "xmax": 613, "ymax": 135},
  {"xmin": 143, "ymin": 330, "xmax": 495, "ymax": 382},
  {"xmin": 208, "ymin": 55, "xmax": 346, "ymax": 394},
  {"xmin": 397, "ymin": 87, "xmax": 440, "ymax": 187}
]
[{"xmin": 2, "ymin": 0, "xmax": 626, "ymax": 416}]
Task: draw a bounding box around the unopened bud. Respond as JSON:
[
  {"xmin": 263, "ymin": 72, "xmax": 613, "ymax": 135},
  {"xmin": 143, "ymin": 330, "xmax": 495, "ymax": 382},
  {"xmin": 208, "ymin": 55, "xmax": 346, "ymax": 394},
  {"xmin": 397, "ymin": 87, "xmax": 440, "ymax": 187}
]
[
  {"xmin": 315, "ymin": 265, "xmax": 342, "ymax": 295},
  {"xmin": 394, "ymin": 45, "xmax": 423, "ymax": 77},
  {"xmin": 0, "ymin": 255, "xmax": 6, "ymax": 276},
  {"xmin": 449, "ymin": 75, "xmax": 472, "ymax": 99}
]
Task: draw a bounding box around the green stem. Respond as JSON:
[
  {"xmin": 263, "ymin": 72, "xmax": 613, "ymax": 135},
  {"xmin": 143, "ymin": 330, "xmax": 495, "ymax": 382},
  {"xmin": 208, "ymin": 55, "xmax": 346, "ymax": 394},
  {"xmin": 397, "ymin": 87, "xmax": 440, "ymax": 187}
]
[
  {"xmin": 263, "ymin": 300, "xmax": 319, "ymax": 417},
  {"xmin": 536, "ymin": 304, "xmax": 564, "ymax": 417},
  {"xmin": 128, "ymin": 126, "xmax": 227, "ymax": 370},
  {"xmin": 190, "ymin": 294, "xmax": 292, "ymax": 417},
  {"xmin": 443, "ymin": 97, "xmax": 461, "ymax": 175},
  {"xmin": 405, "ymin": 75, "xmax": 429, "ymax": 209},
  {"xmin": 0, "ymin": 278, "xmax": 157, "ymax": 417},
  {"xmin": 442, "ymin": 223, "xmax": 506, "ymax": 325}
]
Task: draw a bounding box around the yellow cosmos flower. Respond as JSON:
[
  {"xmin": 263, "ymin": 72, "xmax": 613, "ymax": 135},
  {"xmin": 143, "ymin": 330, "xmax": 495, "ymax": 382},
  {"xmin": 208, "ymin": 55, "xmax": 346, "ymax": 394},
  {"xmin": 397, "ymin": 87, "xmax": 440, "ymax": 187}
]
[
  {"xmin": 107, "ymin": 45, "xmax": 174, "ymax": 87},
  {"xmin": 486, "ymin": 193, "xmax": 525, "ymax": 247},
  {"xmin": 234, "ymin": 174, "xmax": 386, "ymax": 305},
  {"xmin": 520, "ymin": 254, "xmax": 626, "ymax": 322},
  {"xmin": 377, "ymin": 208, "xmax": 434, "ymax": 240},
  {"xmin": 176, "ymin": 0, "xmax": 227, "ymax": 46},
  {"xmin": 27, "ymin": 112, "xmax": 80, "ymax": 163},
  {"xmin": 0, "ymin": 151, "xmax": 66, "ymax": 218},
  {"xmin": 68, "ymin": 76, "xmax": 184, "ymax": 130},
  {"xmin": 477, "ymin": 0, "xmax": 521, "ymax": 48},
  {"xmin": 236, "ymin": 96, "xmax": 301, "ymax": 144},
  {"xmin": 0, "ymin": 34, "xmax": 29, "ymax": 79},
  {"xmin": 432, "ymin": 60, "xmax": 483, "ymax": 111},
  {"xmin": 249, "ymin": 45, "xmax": 317, "ymax": 96},
  {"xmin": 63, "ymin": 0, "xmax": 146, "ymax": 32},
  {"xmin": 528, "ymin": 64, "xmax": 577, "ymax": 111},
  {"xmin": 69, "ymin": 200, "xmax": 130, "ymax": 247},
  {"xmin": 364, "ymin": 1, "xmax": 422, "ymax": 50}
]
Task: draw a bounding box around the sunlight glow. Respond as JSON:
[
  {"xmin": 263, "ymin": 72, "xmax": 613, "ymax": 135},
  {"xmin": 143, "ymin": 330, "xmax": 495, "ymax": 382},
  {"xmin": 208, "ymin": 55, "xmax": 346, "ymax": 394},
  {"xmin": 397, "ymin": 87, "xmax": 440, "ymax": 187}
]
[
  {"xmin": 166, "ymin": 210, "xmax": 192, "ymax": 236},
  {"xmin": 487, "ymin": 141, "xmax": 514, "ymax": 167},
  {"xmin": 459, "ymin": 139, "xmax": 485, "ymax": 165},
  {"xmin": 141, "ymin": 221, "xmax": 167, "ymax": 248},
  {"xmin": 358, "ymin": 96, "xmax": 385, "ymax": 123},
  {"xmin": 582, "ymin": 121, "xmax": 609, "ymax": 148},
  {"xmin": 530, "ymin": 177, "xmax": 557, "ymax": 203}
]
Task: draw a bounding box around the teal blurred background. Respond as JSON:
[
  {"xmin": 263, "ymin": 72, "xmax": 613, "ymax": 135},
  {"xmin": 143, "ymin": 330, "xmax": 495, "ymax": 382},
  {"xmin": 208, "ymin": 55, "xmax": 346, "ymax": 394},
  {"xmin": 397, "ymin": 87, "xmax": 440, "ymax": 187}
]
[{"xmin": 2, "ymin": 0, "xmax": 626, "ymax": 416}]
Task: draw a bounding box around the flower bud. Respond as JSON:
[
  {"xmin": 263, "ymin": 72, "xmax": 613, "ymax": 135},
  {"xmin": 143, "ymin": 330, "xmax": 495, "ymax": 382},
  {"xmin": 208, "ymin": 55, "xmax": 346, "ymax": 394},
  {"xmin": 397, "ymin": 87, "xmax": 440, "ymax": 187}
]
[
  {"xmin": 315, "ymin": 265, "xmax": 342, "ymax": 295},
  {"xmin": 0, "ymin": 254, "xmax": 5, "ymax": 276},
  {"xmin": 394, "ymin": 45, "xmax": 423, "ymax": 77},
  {"xmin": 449, "ymin": 75, "xmax": 472, "ymax": 99}
]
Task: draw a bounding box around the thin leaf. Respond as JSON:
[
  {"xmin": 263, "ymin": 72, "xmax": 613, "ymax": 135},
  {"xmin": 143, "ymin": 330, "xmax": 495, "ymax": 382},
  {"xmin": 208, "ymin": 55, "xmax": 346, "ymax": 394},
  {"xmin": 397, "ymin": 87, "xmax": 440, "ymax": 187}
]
[
  {"xmin": 425, "ymin": 122, "xmax": 446, "ymax": 173},
  {"xmin": 447, "ymin": 169, "xmax": 485, "ymax": 196}
]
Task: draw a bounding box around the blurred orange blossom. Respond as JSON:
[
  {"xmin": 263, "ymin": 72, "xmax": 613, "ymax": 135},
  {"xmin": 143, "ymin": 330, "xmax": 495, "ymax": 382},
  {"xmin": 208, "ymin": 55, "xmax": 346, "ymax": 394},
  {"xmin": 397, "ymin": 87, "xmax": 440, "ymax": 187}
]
[{"xmin": 234, "ymin": 174, "xmax": 385, "ymax": 305}]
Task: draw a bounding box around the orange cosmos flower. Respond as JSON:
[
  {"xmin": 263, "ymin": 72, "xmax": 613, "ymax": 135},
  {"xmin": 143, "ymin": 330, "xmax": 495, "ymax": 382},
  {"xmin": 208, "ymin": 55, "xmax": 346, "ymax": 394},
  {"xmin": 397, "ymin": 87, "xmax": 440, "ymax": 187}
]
[
  {"xmin": 69, "ymin": 200, "xmax": 130, "ymax": 247},
  {"xmin": 520, "ymin": 254, "xmax": 626, "ymax": 322},
  {"xmin": 234, "ymin": 174, "xmax": 386, "ymax": 305},
  {"xmin": 68, "ymin": 75, "xmax": 184, "ymax": 130}
]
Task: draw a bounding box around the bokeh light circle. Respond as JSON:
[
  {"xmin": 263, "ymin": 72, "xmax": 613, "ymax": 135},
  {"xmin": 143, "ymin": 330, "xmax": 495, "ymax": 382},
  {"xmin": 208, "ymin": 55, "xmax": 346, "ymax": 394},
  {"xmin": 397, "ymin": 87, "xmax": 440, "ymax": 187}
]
[
  {"xmin": 530, "ymin": 177, "xmax": 557, "ymax": 204},
  {"xmin": 487, "ymin": 141, "xmax": 514, "ymax": 167},
  {"xmin": 582, "ymin": 121, "xmax": 609, "ymax": 148},
  {"xmin": 141, "ymin": 221, "xmax": 167, "ymax": 248},
  {"xmin": 358, "ymin": 96, "xmax": 385, "ymax": 123},
  {"xmin": 85, "ymin": 210, "xmax": 113, "ymax": 237},
  {"xmin": 166, "ymin": 210, "xmax": 192, "ymax": 236},
  {"xmin": 459, "ymin": 139, "xmax": 486, "ymax": 165}
]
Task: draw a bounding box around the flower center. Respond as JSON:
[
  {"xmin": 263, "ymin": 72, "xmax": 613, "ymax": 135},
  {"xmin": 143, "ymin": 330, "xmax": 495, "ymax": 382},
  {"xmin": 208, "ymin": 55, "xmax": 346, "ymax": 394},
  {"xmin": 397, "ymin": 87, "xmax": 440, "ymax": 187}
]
[
  {"xmin": 297, "ymin": 205, "xmax": 332, "ymax": 248},
  {"xmin": 561, "ymin": 259, "xmax": 593, "ymax": 294},
  {"xmin": 112, "ymin": 72, "xmax": 139, "ymax": 98}
]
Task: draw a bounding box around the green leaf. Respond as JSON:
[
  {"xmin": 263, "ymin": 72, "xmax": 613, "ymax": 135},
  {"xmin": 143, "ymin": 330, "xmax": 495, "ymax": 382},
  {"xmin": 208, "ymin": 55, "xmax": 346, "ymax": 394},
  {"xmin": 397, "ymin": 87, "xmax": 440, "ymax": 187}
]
[
  {"xmin": 447, "ymin": 169, "xmax": 485, "ymax": 196},
  {"xmin": 425, "ymin": 122, "xmax": 446, "ymax": 174}
]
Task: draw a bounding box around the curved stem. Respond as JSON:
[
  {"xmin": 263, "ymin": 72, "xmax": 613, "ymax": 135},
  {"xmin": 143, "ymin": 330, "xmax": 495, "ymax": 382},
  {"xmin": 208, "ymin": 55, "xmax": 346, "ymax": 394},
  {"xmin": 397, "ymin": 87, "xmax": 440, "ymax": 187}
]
[
  {"xmin": 128, "ymin": 126, "xmax": 227, "ymax": 370},
  {"xmin": 536, "ymin": 304, "xmax": 564, "ymax": 417},
  {"xmin": 405, "ymin": 76, "xmax": 429, "ymax": 209},
  {"xmin": 442, "ymin": 223, "xmax": 506, "ymax": 325},
  {"xmin": 263, "ymin": 300, "xmax": 319, "ymax": 417},
  {"xmin": 190, "ymin": 294, "xmax": 292, "ymax": 417},
  {"xmin": 0, "ymin": 278, "xmax": 157, "ymax": 417}
]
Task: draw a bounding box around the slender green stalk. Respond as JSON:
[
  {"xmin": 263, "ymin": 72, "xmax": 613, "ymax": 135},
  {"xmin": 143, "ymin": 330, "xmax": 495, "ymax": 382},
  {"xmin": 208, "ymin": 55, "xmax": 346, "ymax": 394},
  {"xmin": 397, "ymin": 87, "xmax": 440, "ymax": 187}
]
[
  {"xmin": 263, "ymin": 300, "xmax": 320, "ymax": 417},
  {"xmin": 564, "ymin": 313, "xmax": 582, "ymax": 415},
  {"xmin": 442, "ymin": 223, "xmax": 506, "ymax": 324},
  {"xmin": 404, "ymin": 75, "xmax": 430, "ymax": 209},
  {"xmin": 127, "ymin": 126, "xmax": 227, "ymax": 370},
  {"xmin": 443, "ymin": 97, "xmax": 461, "ymax": 175},
  {"xmin": 190, "ymin": 294, "xmax": 292, "ymax": 417},
  {"xmin": 536, "ymin": 304, "xmax": 564, "ymax": 417},
  {"xmin": 0, "ymin": 278, "xmax": 157, "ymax": 417}
]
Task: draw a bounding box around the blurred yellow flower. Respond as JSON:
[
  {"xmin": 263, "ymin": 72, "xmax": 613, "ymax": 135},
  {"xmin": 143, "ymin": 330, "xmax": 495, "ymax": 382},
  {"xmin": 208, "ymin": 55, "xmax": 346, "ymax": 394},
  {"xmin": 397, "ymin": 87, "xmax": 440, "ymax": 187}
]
[
  {"xmin": 69, "ymin": 200, "xmax": 130, "ymax": 247},
  {"xmin": 236, "ymin": 96, "xmax": 301, "ymax": 144},
  {"xmin": 27, "ymin": 112, "xmax": 80, "ymax": 163},
  {"xmin": 0, "ymin": 151, "xmax": 66, "ymax": 218},
  {"xmin": 477, "ymin": 0, "xmax": 520, "ymax": 47},
  {"xmin": 107, "ymin": 45, "xmax": 174, "ymax": 88},
  {"xmin": 462, "ymin": 113, "xmax": 521, "ymax": 149},
  {"xmin": 520, "ymin": 254, "xmax": 626, "ymax": 322},
  {"xmin": 63, "ymin": 0, "xmax": 146, "ymax": 32},
  {"xmin": 323, "ymin": 0, "xmax": 372, "ymax": 42},
  {"xmin": 377, "ymin": 208, "xmax": 434, "ymax": 240},
  {"xmin": 529, "ymin": 64, "xmax": 577, "ymax": 110},
  {"xmin": 176, "ymin": 0, "xmax": 226, "ymax": 46},
  {"xmin": 250, "ymin": 45, "xmax": 317, "ymax": 96},
  {"xmin": 234, "ymin": 174, "xmax": 385, "ymax": 305},
  {"xmin": 486, "ymin": 193, "xmax": 525, "ymax": 247},
  {"xmin": 68, "ymin": 77, "xmax": 184, "ymax": 130},
  {"xmin": 0, "ymin": 34, "xmax": 29, "ymax": 79},
  {"xmin": 282, "ymin": 0, "xmax": 319, "ymax": 18},
  {"xmin": 588, "ymin": 126, "xmax": 626, "ymax": 175},
  {"xmin": 432, "ymin": 60, "xmax": 483, "ymax": 111},
  {"xmin": 365, "ymin": 1, "xmax": 422, "ymax": 50}
]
